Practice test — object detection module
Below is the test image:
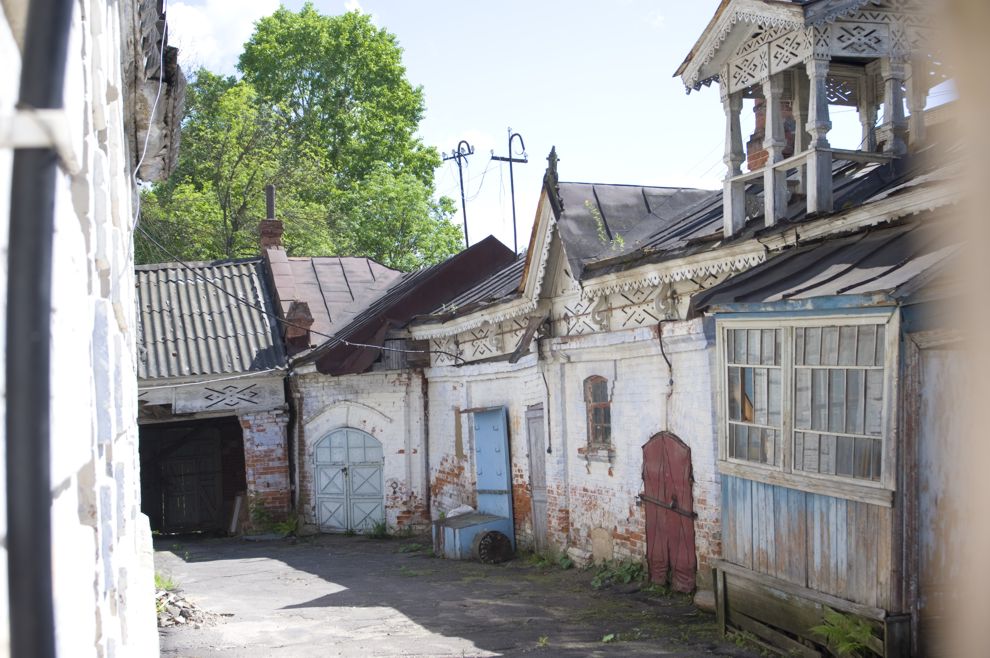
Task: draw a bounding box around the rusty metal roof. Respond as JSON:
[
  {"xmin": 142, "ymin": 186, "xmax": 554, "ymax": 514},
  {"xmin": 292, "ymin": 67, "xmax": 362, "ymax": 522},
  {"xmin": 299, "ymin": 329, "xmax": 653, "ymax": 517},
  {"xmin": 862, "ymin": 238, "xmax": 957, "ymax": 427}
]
[
  {"xmin": 299, "ymin": 236, "xmax": 517, "ymax": 375},
  {"xmin": 283, "ymin": 257, "xmax": 402, "ymax": 340},
  {"xmin": 428, "ymin": 255, "xmax": 528, "ymax": 320},
  {"xmin": 136, "ymin": 259, "xmax": 285, "ymax": 380},
  {"xmin": 692, "ymin": 215, "xmax": 960, "ymax": 313}
]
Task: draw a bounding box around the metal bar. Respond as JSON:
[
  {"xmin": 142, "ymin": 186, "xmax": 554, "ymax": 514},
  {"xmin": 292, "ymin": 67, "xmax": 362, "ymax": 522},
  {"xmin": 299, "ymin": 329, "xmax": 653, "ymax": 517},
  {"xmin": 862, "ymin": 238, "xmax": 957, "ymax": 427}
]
[{"xmin": 639, "ymin": 493, "xmax": 697, "ymax": 518}]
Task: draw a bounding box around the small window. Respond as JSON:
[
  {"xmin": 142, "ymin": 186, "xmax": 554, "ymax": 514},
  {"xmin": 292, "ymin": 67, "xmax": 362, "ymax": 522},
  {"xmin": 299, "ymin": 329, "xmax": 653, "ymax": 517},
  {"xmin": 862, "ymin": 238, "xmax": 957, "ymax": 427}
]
[{"xmin": 584, "ymin": 375, "xmax": 612, "ymax": 448}]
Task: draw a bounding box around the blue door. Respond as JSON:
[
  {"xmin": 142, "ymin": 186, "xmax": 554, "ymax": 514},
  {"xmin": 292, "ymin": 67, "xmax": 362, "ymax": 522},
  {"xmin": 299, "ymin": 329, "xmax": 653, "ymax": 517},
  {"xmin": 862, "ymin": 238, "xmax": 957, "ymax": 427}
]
[{"xmin": 474, "ymin": 407, "xmax": 513, "ymax": 520}]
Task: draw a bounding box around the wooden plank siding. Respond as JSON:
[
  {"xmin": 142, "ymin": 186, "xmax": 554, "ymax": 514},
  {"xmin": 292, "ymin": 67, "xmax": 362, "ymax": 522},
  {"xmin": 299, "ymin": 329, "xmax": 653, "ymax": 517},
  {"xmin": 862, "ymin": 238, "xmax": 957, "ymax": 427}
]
[{"xmin": 721, "ymin": 474, "xmax": 895, "ymax": 610}]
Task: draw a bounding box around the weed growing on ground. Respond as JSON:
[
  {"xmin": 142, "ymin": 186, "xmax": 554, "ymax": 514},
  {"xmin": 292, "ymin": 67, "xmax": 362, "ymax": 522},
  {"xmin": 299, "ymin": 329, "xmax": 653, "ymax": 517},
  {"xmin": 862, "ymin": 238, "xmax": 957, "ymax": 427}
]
[
  {"xmin": 590, "ymin": 559, "xmax": 646, "ymax": 589},
  {"xmin": 155, "ymin": 572, "xmax": 177, "ymax": 591},
  {"xmin": 343, "ymin": 528, "xmax": 357, "ymax": 537},
  {"xmin": 536, "ymin": 635, "xmax": 549, "ymax": 648},
  {"xmin": 398, "ymin": 566, "xmax": 422, "ymax": 577},
  {"xmin": 369, "ymin": 520, "xmax": 390, "ymax": 539},
  {"xmin": 601, "ymin": 633, "xmax": 617, "ymax": 643},
  {"xmin": 810, "ymin": 608, "xmax": 877, "ymax": 657},
  {"xmin": 272, "ymin": 513, "xmax": 299, "ymax": 537},
  {"xmin": 525, "ymin": 548, "xmax": 574, "ymax": 570},
  {"xmin": 397, "ymin": 543, "xmax": 425, "ymax": 553}
]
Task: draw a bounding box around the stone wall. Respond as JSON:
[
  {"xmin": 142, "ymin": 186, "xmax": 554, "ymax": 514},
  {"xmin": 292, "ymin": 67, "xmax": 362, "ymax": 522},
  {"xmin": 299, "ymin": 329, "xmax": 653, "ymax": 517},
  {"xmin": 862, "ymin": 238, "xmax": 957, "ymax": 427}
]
[{"xmin": 0, "ymin": 1, "xmax": 161, "ymax": 654}]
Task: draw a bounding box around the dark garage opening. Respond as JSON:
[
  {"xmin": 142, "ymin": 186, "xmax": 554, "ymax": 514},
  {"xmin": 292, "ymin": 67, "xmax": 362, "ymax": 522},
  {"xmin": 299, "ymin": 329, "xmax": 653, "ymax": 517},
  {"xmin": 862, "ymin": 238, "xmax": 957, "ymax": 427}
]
[{"xmin": 140, "ymin": 417, "xmax": 247, "ymax": 535}]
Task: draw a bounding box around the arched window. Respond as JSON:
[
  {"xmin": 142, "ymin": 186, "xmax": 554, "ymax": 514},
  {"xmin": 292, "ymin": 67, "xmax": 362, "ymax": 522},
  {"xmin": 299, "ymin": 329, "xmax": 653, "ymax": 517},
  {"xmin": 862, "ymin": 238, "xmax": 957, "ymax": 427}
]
[{"xmin": 584, "ymin": 375, "xmax": 611, "ymax": 447}]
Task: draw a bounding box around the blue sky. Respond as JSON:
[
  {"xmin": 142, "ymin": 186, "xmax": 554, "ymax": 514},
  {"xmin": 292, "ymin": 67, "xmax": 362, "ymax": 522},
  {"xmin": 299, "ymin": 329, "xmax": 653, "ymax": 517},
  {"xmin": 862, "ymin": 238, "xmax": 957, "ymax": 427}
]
[{"xmin": 167, "ymin": 1, "xmax": 871, "ymax": 251}]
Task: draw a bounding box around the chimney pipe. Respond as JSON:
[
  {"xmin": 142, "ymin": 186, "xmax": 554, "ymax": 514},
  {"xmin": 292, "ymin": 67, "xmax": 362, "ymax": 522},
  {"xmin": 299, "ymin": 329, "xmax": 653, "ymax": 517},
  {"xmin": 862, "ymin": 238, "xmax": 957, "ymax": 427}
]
[{"xmin": 259, "ymin": 184, "xmax": 284, "ymax": 249}]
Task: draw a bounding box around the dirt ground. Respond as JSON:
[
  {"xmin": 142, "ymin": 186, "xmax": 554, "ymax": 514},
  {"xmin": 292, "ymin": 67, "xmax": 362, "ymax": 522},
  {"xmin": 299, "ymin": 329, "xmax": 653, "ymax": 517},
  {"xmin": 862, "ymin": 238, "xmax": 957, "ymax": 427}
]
[{"xmin": 155, "ymin": 533, "xmax": 759, "ymax": 657}]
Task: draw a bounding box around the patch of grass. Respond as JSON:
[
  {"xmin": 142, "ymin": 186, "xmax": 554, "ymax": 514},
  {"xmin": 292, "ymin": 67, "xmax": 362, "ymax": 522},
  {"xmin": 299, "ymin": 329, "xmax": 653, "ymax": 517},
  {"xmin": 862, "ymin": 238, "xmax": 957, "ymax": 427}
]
[
  {"xmin": 590, "ymin": 559, "xmax": 646, "ymax": 589},
  {"xmin": 524, "ymin": 548, "xmax": 574, "ymax": 570},
  {"xmin": 272, "ymin": 513, "xmax": 299, "ymax": 537},
  {"xmin": 639, "ymin": 581, "xmax": 671, "ymax": 597},
  {"xmin": 601, "ymin": 633, "xmax": 617, "ymax": 644},
  {"xmin": 397, "ymin": 542, "xmax": 425, "ymax": 554},
  {"xmin": 536, "ymin": 635, "xmax": 549, "ymax": 648},
  {"xmin": 398, "ymin": 565, "xmax": 423, "ymax": 577},
  {"xmin": 368, "ymin": 520, "xmax": 390, "ymax": 539},
  {"xmin": 343, "ymin": 528, "xmax": 357, "ymax": 537},
  {"xmin": 155, "ymin": 572, "xmax": 177, "ymax": 591}
]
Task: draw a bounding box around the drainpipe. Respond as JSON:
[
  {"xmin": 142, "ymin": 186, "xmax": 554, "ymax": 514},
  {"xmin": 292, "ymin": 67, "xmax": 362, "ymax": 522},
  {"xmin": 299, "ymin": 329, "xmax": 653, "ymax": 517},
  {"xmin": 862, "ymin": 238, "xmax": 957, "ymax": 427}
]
[{"xmin": 6, "ymin": 1, "xmax": 74, "ymax": 656}]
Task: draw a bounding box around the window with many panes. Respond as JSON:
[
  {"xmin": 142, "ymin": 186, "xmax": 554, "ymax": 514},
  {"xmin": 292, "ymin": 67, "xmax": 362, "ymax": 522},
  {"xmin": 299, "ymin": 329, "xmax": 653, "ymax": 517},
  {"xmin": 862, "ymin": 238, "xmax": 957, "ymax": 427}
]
[
  {"xmin": 584, "ymin": 375, "xmax": 612, "ymax": 448},
  {"xmin": 719, "ymin": 316, "xmax": 894, "ymax": 494}
]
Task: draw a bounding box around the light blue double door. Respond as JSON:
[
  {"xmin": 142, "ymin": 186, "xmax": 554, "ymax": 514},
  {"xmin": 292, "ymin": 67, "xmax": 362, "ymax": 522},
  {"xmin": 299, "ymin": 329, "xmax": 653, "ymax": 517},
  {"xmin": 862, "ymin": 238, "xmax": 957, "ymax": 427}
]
[{"xmin": 315, "ymin": 428, "xmax": 384, "ymax": 532}]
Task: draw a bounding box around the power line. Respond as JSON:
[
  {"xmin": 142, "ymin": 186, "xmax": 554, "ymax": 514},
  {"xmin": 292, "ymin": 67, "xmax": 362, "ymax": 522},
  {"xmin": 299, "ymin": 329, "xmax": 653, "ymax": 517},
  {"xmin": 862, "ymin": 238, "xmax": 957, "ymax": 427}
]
[{"xmin": 134, "ymin": 222, "xmax": 466, "ymax": 365}]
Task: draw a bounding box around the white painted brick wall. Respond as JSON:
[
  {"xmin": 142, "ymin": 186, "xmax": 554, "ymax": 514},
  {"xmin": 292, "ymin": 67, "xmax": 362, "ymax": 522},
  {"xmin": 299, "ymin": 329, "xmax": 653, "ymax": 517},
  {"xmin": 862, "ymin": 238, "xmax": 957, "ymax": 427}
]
[
  {"xmin": 424, "ymin": 320, "xmax": 721, "ymax": 586},
  {"xmin": 0, "ymin": 2, "xmax": 158, "ymax": 655},
  {"xmin": 296, "ymin": 370, "xmax": 429, "ymax": 531}
]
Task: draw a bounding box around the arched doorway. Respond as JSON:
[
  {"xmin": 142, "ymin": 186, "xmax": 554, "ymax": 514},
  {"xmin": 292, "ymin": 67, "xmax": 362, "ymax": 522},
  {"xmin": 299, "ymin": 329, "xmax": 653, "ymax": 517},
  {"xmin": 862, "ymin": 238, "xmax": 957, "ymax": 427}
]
[
  {"xmin": 642, "ymin": 431, "xmax": 696, "ymax": 593},
  {"xmin": 314, "ymin": 428, "xmax": 384, "ymax": 532}
]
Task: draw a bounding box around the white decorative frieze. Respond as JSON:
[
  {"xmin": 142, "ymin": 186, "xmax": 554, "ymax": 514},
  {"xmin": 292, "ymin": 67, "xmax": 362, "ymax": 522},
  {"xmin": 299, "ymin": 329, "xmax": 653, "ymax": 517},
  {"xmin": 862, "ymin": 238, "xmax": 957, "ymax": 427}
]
[
  {"xmin": 465, "ymin": 321, "xmax": 502, "ymax": 359},
  {"xmin": 561, "ymin": 298, "xmax": 608, "ymax": 336},
  {"xmin": 172, "ymin": 377, "xmax": 285, "ymax": 414},
  {"xmin": 729, "ymin": 48, "xmax": 769, "ymax": 92},
  {"xmin": 833, "ymin": 21, "xmax": 888, "ymax": 57},
  {"xmin": 769, "ymin": 31, "xmax": 810, "ymax": 74},
  {"xmin": 431, "ymin": 337, "xmax": 461, "ymax": 366}
]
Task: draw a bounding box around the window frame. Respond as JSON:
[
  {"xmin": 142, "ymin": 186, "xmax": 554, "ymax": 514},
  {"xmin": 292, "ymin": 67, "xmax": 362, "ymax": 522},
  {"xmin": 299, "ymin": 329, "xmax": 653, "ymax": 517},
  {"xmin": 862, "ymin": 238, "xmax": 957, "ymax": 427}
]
[
  {"xmin": 583, "ymin": 375, "xmax": 612, "ymax": 450},
  {"xmin": 715, "ymin": 312, "xmax": 899, "ymax": 506}
]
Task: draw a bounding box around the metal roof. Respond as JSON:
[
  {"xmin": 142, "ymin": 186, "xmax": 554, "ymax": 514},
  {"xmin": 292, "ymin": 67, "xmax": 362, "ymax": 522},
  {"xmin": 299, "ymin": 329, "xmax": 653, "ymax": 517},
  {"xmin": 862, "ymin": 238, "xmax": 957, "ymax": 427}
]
[
  {"xmin": 300, "ymin": 236, "xmax": 517, "ymax": 375},
  {"xmin": 582, "ymin": 152, "xmax": 945, "ymax": 278},
  {"xmin": 692, "ymin": 215, "xmax": 960, "ymax": 312},
  {"xmin": 428, "ymin": 255, "xmax": 528, "ymax": 320},
  {"xmin": 555, "ymin": 183, "xmax": 714, "ymax": 279},
  {"xmin": 136, "ymin": 259, "xmax": 285, "ymax": 380},
  {"xmin": 282, "ymin": 257, "xmax": 402, "ymax": 340}
]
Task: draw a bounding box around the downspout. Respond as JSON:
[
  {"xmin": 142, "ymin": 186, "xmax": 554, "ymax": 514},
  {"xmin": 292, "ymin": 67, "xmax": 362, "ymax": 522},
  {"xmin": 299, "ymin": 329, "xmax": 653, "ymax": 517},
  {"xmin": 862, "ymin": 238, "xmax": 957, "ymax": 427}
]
[
  {"xmin": 6, "ymin": 1, "xmax": 74, "ymax": 656},
  {"xmin": 284, "ymin": 374, "xmax": 299, "ymax": 511},
  {"xmin": 421, "ymin": 370, "xmax": 431, "ymax": 522},
  {"xmin": 287, "ymin": 371, "xmax": 304, "ymax": 512}
]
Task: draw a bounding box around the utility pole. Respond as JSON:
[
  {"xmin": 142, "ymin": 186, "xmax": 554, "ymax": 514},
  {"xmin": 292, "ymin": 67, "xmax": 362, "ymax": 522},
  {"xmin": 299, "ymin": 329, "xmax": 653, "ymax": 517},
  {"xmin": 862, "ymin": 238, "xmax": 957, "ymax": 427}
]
[
  {"xmin": 491, "ymin": 128, "xmax": 528, "ymax": 254},
  {"xmin": 442, "ymin": 140, "xmax": 474, "ymax": 245}
]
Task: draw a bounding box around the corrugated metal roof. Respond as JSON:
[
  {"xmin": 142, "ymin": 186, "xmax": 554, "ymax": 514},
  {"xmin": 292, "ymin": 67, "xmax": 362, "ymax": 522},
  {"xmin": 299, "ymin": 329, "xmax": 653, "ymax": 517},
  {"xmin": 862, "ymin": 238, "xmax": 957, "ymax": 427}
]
[
  {"xmin": 692, "ymin": 215, "xmax": 959, "ymax": 312},
  {"xmin": 284, "ymin": 256, "xmax": 402, "ymax": 339},
  {"xmin": 136, "ymin": 259, "xmax": 285, "ymax": 380}
]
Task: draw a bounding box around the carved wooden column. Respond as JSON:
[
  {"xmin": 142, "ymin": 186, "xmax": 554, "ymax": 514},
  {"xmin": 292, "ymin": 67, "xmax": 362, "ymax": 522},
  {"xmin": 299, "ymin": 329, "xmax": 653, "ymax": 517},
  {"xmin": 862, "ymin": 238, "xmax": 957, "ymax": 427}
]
[
  {"xmin": 881, "ymin": 56, "xmax": 908, "ymax": 156},
  {"xmin": 858, "ymin": 75, "xmax": 879, "ymax": 152},
  {"xmin": 805, "ymin": 56, "xmax": 833, "ymax": 213},
  {"xmin": 791, "ymin": 68, "xmax": 811, "ymax": 193},
  {"xmin": 721, "ymin": 79, "xmax": 745, "ymax": 238},
  {"xmin": 763, "ymin": 73, "xmax": 788, "ymax": 226},
  {"xmin": 907, "ymin": 56, "xmax": 928, "ymax": 149}
]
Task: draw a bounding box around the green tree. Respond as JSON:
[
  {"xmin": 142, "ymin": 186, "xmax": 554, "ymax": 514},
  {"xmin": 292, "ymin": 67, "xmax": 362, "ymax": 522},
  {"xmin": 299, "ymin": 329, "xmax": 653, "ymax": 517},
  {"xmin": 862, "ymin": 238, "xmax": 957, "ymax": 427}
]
[
  {"xmin": 239, "ymin": 5, "xmax": 438, "ymax": 189},
  {"xmin": 137, "ymin": 6, "xmax": 462, "ymax": 269},
  {"xmin": 333, "ymin": 164, "xmax": 463, "ymax": 270}
]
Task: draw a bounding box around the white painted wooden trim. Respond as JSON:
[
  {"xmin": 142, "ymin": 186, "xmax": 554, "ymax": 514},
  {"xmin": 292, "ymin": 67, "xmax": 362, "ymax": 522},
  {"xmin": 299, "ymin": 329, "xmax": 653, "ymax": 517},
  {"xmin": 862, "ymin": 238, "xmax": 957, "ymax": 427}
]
[{"xmin": 715, "ymin": 311, "xmax": 899, "ymax": 506}]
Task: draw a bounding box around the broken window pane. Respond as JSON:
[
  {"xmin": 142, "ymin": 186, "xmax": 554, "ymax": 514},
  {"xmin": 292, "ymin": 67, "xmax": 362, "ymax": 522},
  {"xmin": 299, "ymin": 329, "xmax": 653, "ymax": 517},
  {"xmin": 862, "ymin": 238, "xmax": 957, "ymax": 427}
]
[{"xmin": 728, "ymin": 367, "xmax": 741, "ymax": 421}]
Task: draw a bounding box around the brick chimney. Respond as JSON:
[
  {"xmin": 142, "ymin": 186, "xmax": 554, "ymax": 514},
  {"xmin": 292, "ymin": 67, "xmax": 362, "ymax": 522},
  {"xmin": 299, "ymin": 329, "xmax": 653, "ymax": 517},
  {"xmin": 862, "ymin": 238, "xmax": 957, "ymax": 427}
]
[
  {"xmin": 746, "ymin": 98, "xmax": 796, "ymax": 171},
  {"xmin": 284, "ymin": 301, "xmax": 315, "ymax": 354},
  {"xmin": 258, "ymin": 183, "xmax": 283, "ymax": 249}
]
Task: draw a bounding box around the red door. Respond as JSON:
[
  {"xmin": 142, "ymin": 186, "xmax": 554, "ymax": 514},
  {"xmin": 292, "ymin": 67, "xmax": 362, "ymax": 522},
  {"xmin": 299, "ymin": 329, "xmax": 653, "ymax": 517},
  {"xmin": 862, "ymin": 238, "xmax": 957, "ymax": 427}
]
[{"xmin": 642, "ymin": 432, "xmax": 696, "ymax": 593}]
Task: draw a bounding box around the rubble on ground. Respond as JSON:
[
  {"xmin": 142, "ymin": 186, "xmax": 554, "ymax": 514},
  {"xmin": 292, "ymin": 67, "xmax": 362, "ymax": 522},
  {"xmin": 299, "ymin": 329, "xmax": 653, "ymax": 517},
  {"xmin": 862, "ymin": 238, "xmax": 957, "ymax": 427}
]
[{"xmin": 156, "ymin": 588, "xmax": 217, "ymax": 628}]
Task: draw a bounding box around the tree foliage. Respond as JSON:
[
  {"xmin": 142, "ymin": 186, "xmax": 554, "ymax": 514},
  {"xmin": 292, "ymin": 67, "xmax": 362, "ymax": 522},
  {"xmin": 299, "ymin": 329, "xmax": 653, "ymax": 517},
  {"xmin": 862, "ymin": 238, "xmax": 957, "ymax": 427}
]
[{"xmin": 136, "ymin": 5, "xmax": 461, "ymax": 270}]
